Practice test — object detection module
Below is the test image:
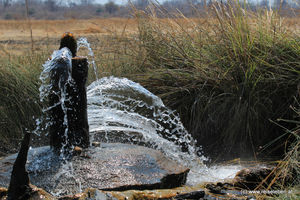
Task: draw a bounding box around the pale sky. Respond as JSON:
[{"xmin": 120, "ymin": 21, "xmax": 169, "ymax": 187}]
[
  {"xmin": 94, "ymin": 0, "xmax": 297, "ymax": 6},
  {"xmin": 94, "ymin": 0, "xmax": 164, "ymax": 5},
  {"xmin": 93, "ymin": 1, "xmax": 276, "ymax": 6},
  {"xmin": 95, "ymin": 0, "xmax": 126, "ymax": 4}
]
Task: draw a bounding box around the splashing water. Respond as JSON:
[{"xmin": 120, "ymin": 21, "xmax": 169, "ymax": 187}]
[
  {"xmin": 77, "ymin": 37, "xmax": 98, "ymax": 80},
  {"xmin": 30, "ymin": 41, "xmax": 99, "ymax": 196},
  {"xmin": 39, "ymin": 47, "xmax": 72, "ymax": 103},
  {"xmin": 37, "ymin": 47, "xmax": 74, "ymax": 156},
  {"xmin": 86, "ymin": 76, "xmax": 242, "ymax": 185},
  {"xmin": 24, "ymin": 40, "xmax": 243, "ymax": 196},
  {"xmin": 25, "ymin": 47, "xmax": 80, "ymax": 195},
  {"xmin": 88, "ymin": 77, "xmax": 198, "ymax": 159}
]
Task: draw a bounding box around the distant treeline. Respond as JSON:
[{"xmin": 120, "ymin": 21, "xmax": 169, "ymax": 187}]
[{"xmin": 0, "ymin": 0, "xmax": 299, "ymax": 20}]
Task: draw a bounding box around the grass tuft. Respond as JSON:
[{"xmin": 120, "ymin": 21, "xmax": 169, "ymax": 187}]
[
  {"xmin": 123, "ymin": 2, "xmax": 300, "ymax": 159},
  {"xmin": 0, "ymin": 50, "xmax": 47, "ymax": 153}
]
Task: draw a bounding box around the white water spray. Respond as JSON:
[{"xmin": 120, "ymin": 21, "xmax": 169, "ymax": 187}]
[
  {"xmin": 86, "ymin": 76, "xmax": 243, "ymax": 185},
  {"xmin": 23, "ymin": 38, "xmax": 243, "ymax": 196},
  {"xmin": 38, "ymin": 47, "xmax": 75, "ymax": 156},
  {"xmin": 77, "ymin": 37, "xmax": 98, "ymax": 80}
]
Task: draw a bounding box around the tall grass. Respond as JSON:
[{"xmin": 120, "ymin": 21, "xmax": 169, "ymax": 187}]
[
  {"xmin": 121, "ymin": 2, "xmax": 300, "ymax": 159},
  {"xmin": 269, "ymin": 97, "xmax": 300, "ymax": 191},
  {"xmin": 253, "ymin": 98, "xmax": 300, "ymax": 198},
  {"xmin": 0, "ymin": 50, "xmax": 47, "ymax": 153}
]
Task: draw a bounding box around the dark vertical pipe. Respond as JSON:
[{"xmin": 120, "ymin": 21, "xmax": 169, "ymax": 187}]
[
  {"xmin": 49, "ymin": 57, "xmax": 71, "ymax": 152},
  {"xmin": 67, "ymin": 57, "xmax": 90, "ymax": 148},
  {"xmin": 49, "ymin": 33, "xmax": 89, "ymax": 153}
]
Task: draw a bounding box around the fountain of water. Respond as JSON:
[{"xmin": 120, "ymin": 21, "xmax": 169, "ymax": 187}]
[
  {"xmin": 0, "ymin": 33, "xmax": 245, "ymax": 198},
  {"xmin": 77, "ymin": 37, "xmax": 98, "ymax": 80},
  {"xmin": 85, "ymin": 76, "xmax": 243, "ymax": 186}
]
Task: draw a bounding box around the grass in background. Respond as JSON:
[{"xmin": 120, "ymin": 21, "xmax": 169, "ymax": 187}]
[
  {"xmin": 117, "ymin": 2, "xmax": 300, "ymax": 160},
  {"xmin": 0, "ymin": 49, "xmax": 47, "ymax": 154}
]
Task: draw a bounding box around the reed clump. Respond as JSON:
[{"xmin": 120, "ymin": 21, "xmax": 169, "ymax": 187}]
[
  {"xmin": 124, "ymin": 2, "xmax": 300, "ymax": 159},
  {"xmin": 0, "ymin": 51, "xmax": 46, "ymax": 153}
]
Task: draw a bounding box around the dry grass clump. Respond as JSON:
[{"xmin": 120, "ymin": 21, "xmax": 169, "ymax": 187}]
[
  {"xmin": 272, "ymin": 99, "xmax": 300, "ymax": 192},
  {"xmin": 123, "ymin": 2, "xmax": 300, "ymax": 159},
  {"xmin": 254, "ymin": 100, "xmax": 300, "ymax": 198},
  {"xmin": 0, "ymin": 49, "xmax": 46, "ymax": 153}
]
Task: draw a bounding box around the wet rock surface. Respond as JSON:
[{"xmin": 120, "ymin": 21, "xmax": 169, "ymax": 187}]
[
  {"xmin": 0, "ymin": 187, "xmax": 7, "ymax": 198},
  {"xmin": 173, "ymin": 190, "xmax": 205, "ymax": 199},
  {"xmin": 91, "ymin": 130, "xmax": 148, "ymax": 147},
  {"xmin": 0, "ymin": 143, "xmax": 189, "ymax": 197},
  {"xmin": 0, "ymin": 186, "xmax": 54, "ymax": 200},
  {"xmin": 0, "ymin": 173, "xmax": 280, "ymax": 200},
  {"xmin": 232, "ymin": 166, "xmax": 275, "ymax": 190}
]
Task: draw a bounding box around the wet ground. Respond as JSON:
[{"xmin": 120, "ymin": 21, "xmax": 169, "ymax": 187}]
[{"xmin": 0, "ymin": 143, "xmax": 189, "ymax": 197}]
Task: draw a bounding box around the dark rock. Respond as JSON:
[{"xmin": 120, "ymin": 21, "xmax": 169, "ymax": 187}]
[
  {"xmin": 7, "ymin": 131, "xmax": 32, "ymax": 200},
  {"xmin": 233, "ymin": 167, "xmax": 274, "ymax": 190},
  {"xmin": 205, "ymin": 183, "xmax": 226, "ymax": 195},
  {"xmin": 0, "ymin": 144, "xmax": 189, "ymax": 196},
  {"xmin": 0, "ymin": 187, "xmax": 7, "ymax": 198},
  {"xmin": 174, "ymin": 190, "xmax": 205, "ymax": 199}
]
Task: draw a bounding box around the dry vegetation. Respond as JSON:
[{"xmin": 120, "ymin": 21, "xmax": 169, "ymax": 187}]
[
  {"xmin": 0, "ymin": 18, "xmax": 139, "ymax": 55},
  {"xmin": 1, "ymin": 16, "xmax": 300, "ymax": 54}
]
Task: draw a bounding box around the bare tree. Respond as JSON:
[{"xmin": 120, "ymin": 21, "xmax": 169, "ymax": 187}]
[
  {"xmin": 80, "ymin": 0, "xmax": 94, "ymax": 6},
  {"xmin": 45, "ymin": 0, "xmax": 57, "ymax": 11},
  {"xmin": 1, "ymin": 0, "xmax": 12, "ymax": 10},
  {"xmin": 105, "ymin": 1, "xmax": 119, "ymax": 14},
  {"xmin": 133, "ymin": 0, "xmax": 150, "ymax": 10}
]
